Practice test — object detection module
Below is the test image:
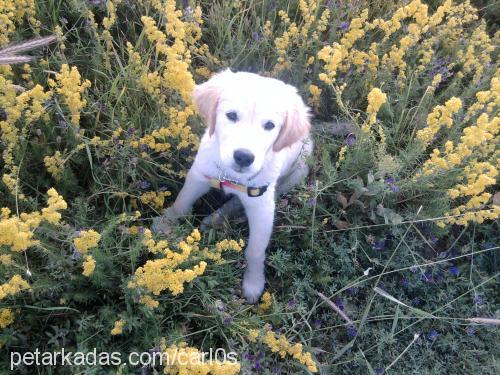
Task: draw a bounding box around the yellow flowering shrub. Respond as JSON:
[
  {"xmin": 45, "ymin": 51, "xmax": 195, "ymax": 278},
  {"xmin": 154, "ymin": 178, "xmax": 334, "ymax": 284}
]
[
  {"xmin": 0, "ymin": 308, "xmax": 14, "ymax": 329},
  {"xmin": 0, "ymin": 189, "xmax": 67, "ymax": 252},
  {"xmin": 73, "ymin": 230, "xmax": 101, "ymax": 254},
  {"xmin": 257, "ymin": 291, "xmax": 272, "ymax": 314},
  {"xmin": 82, "ymin": 255, "xmax": 96, "ymax": 276},
  {"xmin": 48, "ymin": 64, "xmax": 91, "ymax": 127},
  {"xmin": 0, "ymin": 275, "xmax": 30, "ymax": 300},
  {"xmin": 362, "ymin": 88, "xmax": 387, "ymax": 133},
  {"xmin": 43, "ymin": 151, "xmax": 65, "ymax": 180},
  {"xmin": 262, "ymin": 330, "xmax": 318, "ymax": 373},
  {"xmin": 110, "ymin": 319, "xmax": 125, "ymax": 335}
]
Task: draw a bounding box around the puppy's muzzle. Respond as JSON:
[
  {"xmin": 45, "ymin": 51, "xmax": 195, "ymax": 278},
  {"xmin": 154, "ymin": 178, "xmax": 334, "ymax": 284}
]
[{"xmin": 233, "ymin": 149, "xmax": 255, "ymax": 167}]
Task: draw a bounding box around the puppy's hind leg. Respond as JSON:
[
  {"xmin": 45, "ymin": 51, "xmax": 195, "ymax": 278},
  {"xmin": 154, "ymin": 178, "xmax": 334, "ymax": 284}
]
[
  {"xmin": 200, "ymin": 195, "xmax": 245, "ymax": 231},
  {"xmin": 277, "ymin": 160, "xmax": 310, "ymax": 196}
]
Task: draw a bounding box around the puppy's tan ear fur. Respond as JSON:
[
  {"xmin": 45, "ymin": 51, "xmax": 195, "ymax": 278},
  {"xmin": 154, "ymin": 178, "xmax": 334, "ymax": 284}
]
[
  {"xmin": 273, "ymin": 95, "xmax": 311, "ymax": 152},
  {"xmin": 193, "ymin": 84, "xmax": 220, "ymax": 136},
  {"xmin": 192, "ymin": 69, "xmax": 233, "ymax": 136}
]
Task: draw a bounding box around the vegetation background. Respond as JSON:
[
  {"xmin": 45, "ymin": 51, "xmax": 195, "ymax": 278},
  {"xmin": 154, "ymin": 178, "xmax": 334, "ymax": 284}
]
[{"xmin": 0, "ymin": 0, "xmax": 498, "ymax": 373}]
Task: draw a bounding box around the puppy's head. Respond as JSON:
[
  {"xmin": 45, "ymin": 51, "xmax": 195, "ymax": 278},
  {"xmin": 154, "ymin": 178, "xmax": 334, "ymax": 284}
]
[{"xmin": 193, "ymin": 69, "xmax": 310, "ymax": 176}]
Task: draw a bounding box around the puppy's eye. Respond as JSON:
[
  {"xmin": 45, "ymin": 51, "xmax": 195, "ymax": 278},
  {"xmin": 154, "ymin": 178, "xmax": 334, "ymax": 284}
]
[
  {"xmin": 263, "ymin": 121, "xmax": 275, "ymax": 131},
  {"xmin": 226, "ymin": 111, "xmax": 238, "ymax": 122}
]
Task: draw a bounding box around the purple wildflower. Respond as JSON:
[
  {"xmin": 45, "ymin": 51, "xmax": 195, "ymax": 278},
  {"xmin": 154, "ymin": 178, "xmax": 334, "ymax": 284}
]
[
  {"xmin": 254, "ymin": 362, "xmax": 262, "ymax": 371},
  {"xmin": 448, "ymin": 265, "xmax": 459, "ymax": 276},
  {"xmin": 345, "ymin": 133, "xmax": 356, "ymax": 146},
  {"xmin": 242, "ymin": 351, "xmax": 254, "ymax": 361},
  {"xmin": 306, "ymin": 197, "xmax": 317, "ymax": 206},
  {"xmin": 410, "ymin": 266, "xmax": 418, "ymax": 273},
  {"xmin": 373, "ymin": 239, "xmax": 386, "ymax": 251},
  {"xmin": 384, "ymin": 177, "xmax": 395, "ymax": 184},
  {"xmin": 286, "ymin": 299, "xmax": 297, "ymax": 310},
  {"xmin": 138, "ymin": 180, "xmax": 151, "ymax": 190},
  {"xmin": 401, "ymin": 277, "xmax": 410, "ymax": 287},
  {"xmin": 420, "ymin": 270, "xmax": 433, "ymax": 283},
  {"xmin": 334, "ymin": 298, "xmax": 345, "ymax": 310},
  {"xmin": 126, "ymin": 127, "xmax": 136, "ymax": 137},
  {"xmin": 411, "ymin": 297, "xmax": 422, "ymax": 306},
  {"xmin": 339, "ymin": 21, "xmax": 349, "ymax": 31},
  {"xmin": 473, "ymin": 296, "xmax": 485, "ymax": 306},
  {"xmin": 427, "ymin": 329, "xmax": 438, "ymax": 341},
  {"xmin": 346, "ymin": 325, "xmax": 357, "ymax": 338},
  {"xmin": 312, "ymin": 319, "xmax": 322, "ymax": 329},
  {"xmin": 273, "ymin": 367, "xmax": 282, "ymax": 374},
  {"xmin": 384, "ymin": 177, "xmax": 400, "ymax": 193},
  {"xmin": 375, "ymin": 368, "xmax": 385, "ymax": 375},
  {"xmin": 223, "ymin": 316, "xmax": 233, "ymax": 325}
]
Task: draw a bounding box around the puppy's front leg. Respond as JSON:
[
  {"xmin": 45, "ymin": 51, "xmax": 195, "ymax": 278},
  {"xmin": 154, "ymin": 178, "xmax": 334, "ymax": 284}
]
[
  {"xmin": 151, "ymin": 169, "xmax": 210, "ymax": 234},
  {"xmin": 241, "ymin": 190, "xmax": 275, "ymax": 303}
]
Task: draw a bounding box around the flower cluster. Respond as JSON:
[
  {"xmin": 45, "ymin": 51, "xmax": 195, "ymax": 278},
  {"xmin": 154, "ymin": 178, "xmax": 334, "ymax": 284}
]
[
  {"xmin": 0, "ymin": 275, "xmax": 30, "ymax": 300},
  {"xmin": 262, "ymin": 330, "xmax": 318, "ymax": 372},
  {"xmin": 140, "ymin": 191, "xmax": 172, "ymax": 210},
  {"xmin": 130, "ymin": 229, "xmax": 207, "ymax": 296},
  {"xmin": 161, "ymin": 341, "xmax": 240, "ymax": 375},
  {"xmin": 0, "ymin": 188, "xmax": 67, "ymax": 252},
  {"xmin": 417, "ymin": 97, "xmax": 462, "ymax": 145},
  {"xmin": 43, "ymin": 151, "xmax": 65, "ymax": 180},
  {"xmin": 362, "ymin": 88, "xmax": 387, "ymax": 133},
  {"xmin": 110, "ymin": 319, "xmax": 125, "ymax": 335},
  {"xmin": 257, "ymin": 291, "xmax": 272, "ymax": 314},
  {"xmin": 82, "ymin": 255, "xmax": 96, "ymax": 277},
  {"xmin": 48, "ymin": 64, "xmax": 91, "ymax": 127},
  {"xmin": 0, "ymin": 308, "xmax": 14, "ymax": 329},
  {"xmin": 73, "ymin": 230, "xmax": 101, "ymax": 254},
  {"xmin": 0, "ymin": 0, "xmax": 37, "ymax": 46}
]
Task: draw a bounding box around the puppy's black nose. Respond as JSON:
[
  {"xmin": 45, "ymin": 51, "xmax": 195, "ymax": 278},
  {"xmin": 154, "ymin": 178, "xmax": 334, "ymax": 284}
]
[{"xmin": 233, "ymin": 149, "xmax": 255, "ymax": 167}]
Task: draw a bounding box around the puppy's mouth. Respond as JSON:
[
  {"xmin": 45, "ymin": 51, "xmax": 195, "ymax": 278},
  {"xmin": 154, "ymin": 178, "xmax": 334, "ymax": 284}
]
[{"xmin": 231, "ymin": 165, "xmax": 249, "ymax": 174}]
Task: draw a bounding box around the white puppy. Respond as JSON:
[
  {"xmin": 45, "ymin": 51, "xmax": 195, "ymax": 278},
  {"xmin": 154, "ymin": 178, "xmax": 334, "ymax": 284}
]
[{"xmin": 152, "ymin": 69, "xmax": 313, "ymax": 303}]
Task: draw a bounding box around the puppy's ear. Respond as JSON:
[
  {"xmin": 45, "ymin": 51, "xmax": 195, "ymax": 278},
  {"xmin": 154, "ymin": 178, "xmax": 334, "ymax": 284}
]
[
  {"xmin": 273, "ymin": 90, "xmax": 311, "ymax": 152},
  {"xmin": 192, "ymin": 69, "xmax": 232, "ymax": 136}
]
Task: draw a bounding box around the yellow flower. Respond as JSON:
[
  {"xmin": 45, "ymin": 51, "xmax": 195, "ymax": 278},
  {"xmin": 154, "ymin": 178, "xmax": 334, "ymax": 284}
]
[
  {"xmin": 82, "ymin": 255, "xmax": 96, "ymax": 277},
  {"xmin": 308, "ymin": 84, "xmax": 322, "ymax": 111},
  {"xmin": 0, "ymin": 308, "xmax": 14, "ymax": 329},
  {"xmin": 362, "ymin": 88, "xmax": 387, "ymax": 133},
  {"xmin": 257, "ymin": 291, "xmax": 272, "ymax": 313},
  {"xmin": 263, "ymin": 330, "xmax": 318, "ymax": 372},
  {"xmin": 248, "ymin": 329, "xmax": 260, "ymax": 343},
  {"xmin": 48, "ymin": 64, "xmax": 91, "ymax": 126},
  {"xmin": 0, "ymin": 254, "xmax": 13, "ymax": 266},
  {"xmin": 0, "ymin": 275, "xmax": 30, "ymax": 300},
  {"xmin": 1, "ymin": 189, "xmax": 67, "ymax": 252},
  {"xmin": 73, "ymin": 230, "xmax": 101, "ymax": 254},
  {"xmin": 161, "ymin": 342, "xmax": 241, "ymax": 374},
  {"xmin": 44, "ymin": 151, "xmax": 65, "ymax": 180},
  {"xmin": 140, "ymin": 191, "xmax": 172, "ymax": 210},
  {"xmin": 139, "ymin": 295, "xmax": 159, "ymax": 309},
  {"xmin": 111, "ymin": 319, "xmax": 125, "ymax": 335},
  {"xmin": 417, "ymin": 97, "xmax": 462, "ymax": 145}
]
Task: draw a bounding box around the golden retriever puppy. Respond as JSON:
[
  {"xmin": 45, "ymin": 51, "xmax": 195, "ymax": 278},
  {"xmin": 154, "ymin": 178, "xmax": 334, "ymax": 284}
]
[{"xmin": 152, "ymin": 69, "xmax": 312, "ymax": 302}]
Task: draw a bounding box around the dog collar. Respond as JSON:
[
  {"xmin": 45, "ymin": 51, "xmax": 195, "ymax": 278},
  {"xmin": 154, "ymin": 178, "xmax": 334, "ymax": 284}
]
[{"xmin": 204, "ymin": 175, "xmax": 268, "ymax": 197}]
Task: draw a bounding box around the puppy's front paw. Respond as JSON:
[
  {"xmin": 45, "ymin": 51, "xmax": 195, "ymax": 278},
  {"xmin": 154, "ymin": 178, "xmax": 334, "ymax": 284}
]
[
  {"xmin": 242, "ymin": 272, "xmax": 265, "ymax": 304},
  {"xmin": 151, "ymin": 208, "xmax": 178, "ymax": 235}
]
